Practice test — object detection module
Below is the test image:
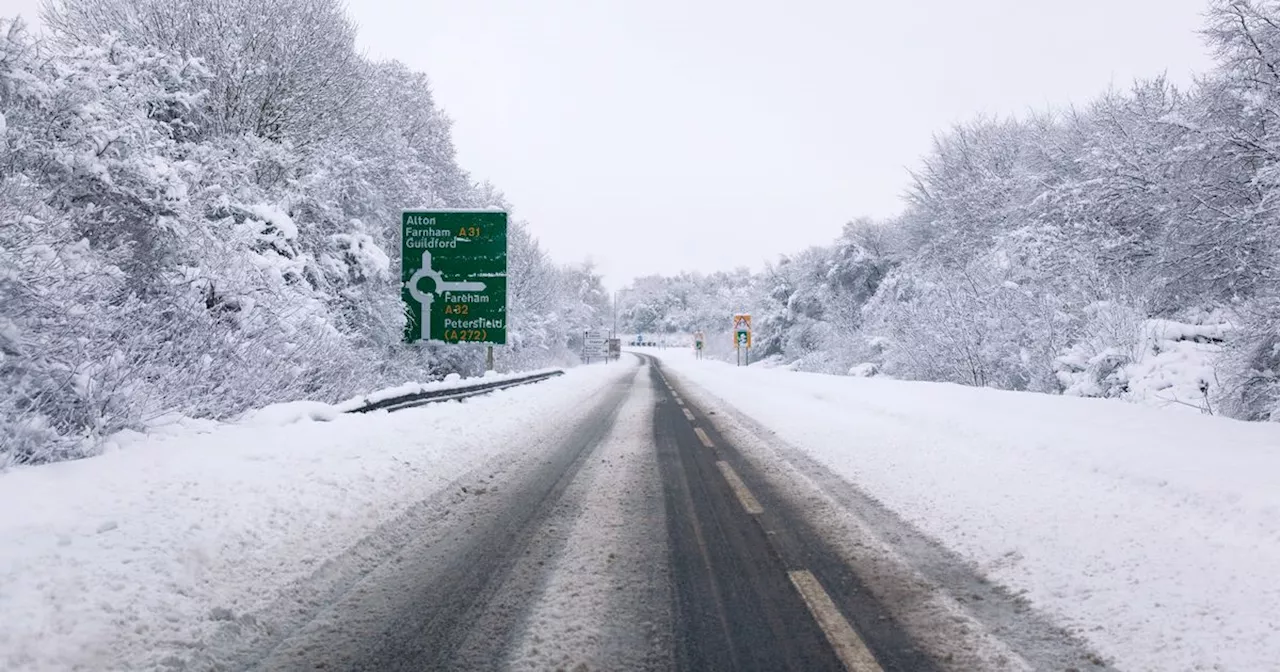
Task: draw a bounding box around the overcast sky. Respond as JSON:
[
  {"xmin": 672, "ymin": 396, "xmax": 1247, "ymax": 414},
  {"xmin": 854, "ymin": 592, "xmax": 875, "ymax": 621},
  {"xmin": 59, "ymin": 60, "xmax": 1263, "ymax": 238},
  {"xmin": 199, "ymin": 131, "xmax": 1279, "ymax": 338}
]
[
  {"xmin": 3, "ymin": 0, "xmax": 1217, "ymax": 289},
  {"xmin": 344, "ymin": 0, "xmax": 1215, "ymax": 288}
]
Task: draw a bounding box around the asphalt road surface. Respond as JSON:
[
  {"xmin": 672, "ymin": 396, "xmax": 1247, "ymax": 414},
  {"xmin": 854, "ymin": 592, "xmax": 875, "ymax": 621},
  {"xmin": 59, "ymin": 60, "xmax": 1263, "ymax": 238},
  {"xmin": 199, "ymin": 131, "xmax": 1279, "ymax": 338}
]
[{"xmin": 226, "ymin": 354, "xmax": 1107, "ymax": 672}]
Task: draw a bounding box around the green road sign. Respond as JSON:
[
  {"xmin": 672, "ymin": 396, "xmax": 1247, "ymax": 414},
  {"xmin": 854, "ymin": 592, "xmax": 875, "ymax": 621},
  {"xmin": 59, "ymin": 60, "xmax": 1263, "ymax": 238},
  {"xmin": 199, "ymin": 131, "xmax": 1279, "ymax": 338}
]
[{"xmin": 402, "ymin": 209, "xmax": 507, "ymax": 345}]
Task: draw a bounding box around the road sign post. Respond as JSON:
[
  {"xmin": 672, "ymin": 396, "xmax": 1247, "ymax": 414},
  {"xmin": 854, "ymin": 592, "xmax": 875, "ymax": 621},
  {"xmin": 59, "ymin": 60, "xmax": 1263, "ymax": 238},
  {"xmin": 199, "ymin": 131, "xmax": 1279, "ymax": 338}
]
[
  {"xmin": 402, "ymin": 210, "xmax": 507, "ymax": 346},
  {"xmin": 733, "ymin": 314, "xmax": 752, "ymax": 366}
]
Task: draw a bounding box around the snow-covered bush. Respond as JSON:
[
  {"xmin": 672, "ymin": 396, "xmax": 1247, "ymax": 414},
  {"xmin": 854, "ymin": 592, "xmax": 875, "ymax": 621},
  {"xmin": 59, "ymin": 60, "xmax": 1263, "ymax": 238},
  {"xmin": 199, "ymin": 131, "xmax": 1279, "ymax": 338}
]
[
  {"xmin": 1122, "ymin": 317, "xmax": 1229, "ymax": 413},
  {"xmin": 848, "ymin": 362, "xmax": 879, "ymax": 377},
  {"xmin": 1055, "ymin": 302, "xmax": 1146, "ymax": 398}
]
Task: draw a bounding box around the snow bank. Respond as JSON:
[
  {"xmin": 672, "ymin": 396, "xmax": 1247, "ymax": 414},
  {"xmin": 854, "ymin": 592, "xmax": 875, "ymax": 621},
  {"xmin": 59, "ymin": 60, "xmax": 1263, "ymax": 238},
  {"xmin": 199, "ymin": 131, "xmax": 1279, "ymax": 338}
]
[
  {"xmin": 239, "ymin": 400, "xmax": 342, "ymax": 427},
  {"xmin": 0, "ymin": 363, "xmax": 627, "ymax": 671},
  {"xmin": 654, "ymin": 350, "xmax": 1280, "ymax": 672}
]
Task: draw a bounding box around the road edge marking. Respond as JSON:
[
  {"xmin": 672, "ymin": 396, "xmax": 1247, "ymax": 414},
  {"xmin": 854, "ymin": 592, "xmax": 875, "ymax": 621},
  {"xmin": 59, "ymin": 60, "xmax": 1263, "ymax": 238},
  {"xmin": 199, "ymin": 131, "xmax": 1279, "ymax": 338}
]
[
  {"xmin": 683, "ymin": 408, "xmax": 696, "ymax": 422},
  {"xmin": 715, "ymin": 460, "xmax": 764, "ymax": 515},
  {"xmin": 787, "ymin": 569, "xmax": 882, "ymax": 672},
  {"xmin": 693, "ymin": 427, "xmax": 715, "ymax": 449}
]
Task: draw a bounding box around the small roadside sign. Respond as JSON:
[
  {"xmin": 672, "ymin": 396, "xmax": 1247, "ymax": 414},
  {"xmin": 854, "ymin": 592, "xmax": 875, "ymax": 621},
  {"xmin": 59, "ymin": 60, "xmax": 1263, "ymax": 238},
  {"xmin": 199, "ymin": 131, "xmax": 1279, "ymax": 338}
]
[
  {"xmin": 693, "ymin": 330, "xmax": 706, "ymax": 360},
  {"xmin": 606, "ymin": 338, "xmax": 621, "ymax": 361},
  {"xmin": 583, "ymin": 329, "xmax": 607, "ymax": 363}
]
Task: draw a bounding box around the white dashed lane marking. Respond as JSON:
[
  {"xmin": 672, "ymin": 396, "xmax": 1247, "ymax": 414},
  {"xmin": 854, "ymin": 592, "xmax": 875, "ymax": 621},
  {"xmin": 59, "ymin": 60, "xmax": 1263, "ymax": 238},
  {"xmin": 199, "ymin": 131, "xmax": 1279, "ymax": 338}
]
[
  {"xmin": 715, "ymin": 460, "xmax": 764, "ymax": 515},
  {"xmin": 788, "ymin": 570, "xmax": 883, "ymax": 672}
]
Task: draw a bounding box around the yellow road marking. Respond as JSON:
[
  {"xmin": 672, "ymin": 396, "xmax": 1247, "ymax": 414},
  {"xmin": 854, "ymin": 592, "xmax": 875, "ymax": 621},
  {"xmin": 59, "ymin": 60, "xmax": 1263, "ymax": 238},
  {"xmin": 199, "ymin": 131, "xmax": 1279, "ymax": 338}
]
[
  {"xmin": 788, "ymin": 570, "xmax": 882, "ymax": 672},
  {"xmin": 693, "ymin": 427, "xmax": 715, "ymax": 449},
  {"xmin": 683, "ymin": 408, "xmax": 696, "ymax": 421},
  {"xmin": 715, "ymin": 460, "xmax": 764, "ymax": 515}
]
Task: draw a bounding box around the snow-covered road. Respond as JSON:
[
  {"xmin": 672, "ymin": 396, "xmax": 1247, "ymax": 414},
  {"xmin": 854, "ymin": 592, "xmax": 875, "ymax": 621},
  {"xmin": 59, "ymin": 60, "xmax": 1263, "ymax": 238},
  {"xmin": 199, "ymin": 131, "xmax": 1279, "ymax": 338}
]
[
  {"xmin": 3, "ymin": 348, "xmax": 1277, "ymax": 671},
  {"xmin": 505, "ymin": 362, "xmax": 671, "ymax": 671}
]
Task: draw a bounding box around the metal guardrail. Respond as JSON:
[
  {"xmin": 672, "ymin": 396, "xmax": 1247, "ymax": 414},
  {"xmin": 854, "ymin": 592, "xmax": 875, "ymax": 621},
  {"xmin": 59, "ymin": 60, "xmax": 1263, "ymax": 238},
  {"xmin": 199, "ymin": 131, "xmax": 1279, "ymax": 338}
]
[{"xmin": 346, "ymin": 370, "xmax": 565, "ymax": 414}]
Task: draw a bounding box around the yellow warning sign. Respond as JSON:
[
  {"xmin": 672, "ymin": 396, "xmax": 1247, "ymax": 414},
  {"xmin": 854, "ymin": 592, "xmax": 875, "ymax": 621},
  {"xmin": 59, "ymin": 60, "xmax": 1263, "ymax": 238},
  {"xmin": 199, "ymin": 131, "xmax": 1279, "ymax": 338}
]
[{"xmin": 733, "ymin": 314, "xmax": 752, "ymax": 349}]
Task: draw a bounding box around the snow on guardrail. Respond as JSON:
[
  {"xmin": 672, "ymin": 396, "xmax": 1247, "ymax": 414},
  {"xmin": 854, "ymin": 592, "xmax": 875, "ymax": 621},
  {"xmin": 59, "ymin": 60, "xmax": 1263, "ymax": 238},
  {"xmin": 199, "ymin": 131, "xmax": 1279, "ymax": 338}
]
[
  {"xmin": 238, "ymin": 369, "xmax": 565, "ymax": 427},
  {"xmin": 340, "ymin": 368, "xmax": 565, "ymax": 413}
]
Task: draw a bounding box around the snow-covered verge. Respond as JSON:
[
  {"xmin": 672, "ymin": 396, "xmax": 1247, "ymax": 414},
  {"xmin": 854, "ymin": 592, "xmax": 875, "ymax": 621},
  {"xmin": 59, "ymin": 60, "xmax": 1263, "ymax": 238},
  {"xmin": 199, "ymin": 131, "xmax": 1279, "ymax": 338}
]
[
  {"xmin": 0, "ymin": 363, "xmax": 629, "ymax": 672},
  {"xmin": 652, "ymin": 349, "xmax": 1280, "ymax": 672}
]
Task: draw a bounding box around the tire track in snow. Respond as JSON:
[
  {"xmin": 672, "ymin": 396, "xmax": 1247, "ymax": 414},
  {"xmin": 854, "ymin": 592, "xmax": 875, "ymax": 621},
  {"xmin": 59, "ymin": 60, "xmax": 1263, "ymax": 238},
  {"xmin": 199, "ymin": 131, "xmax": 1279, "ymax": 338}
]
[{"xmin": 503, "ymin": 360, "xmax": 674, "ymax": 671}]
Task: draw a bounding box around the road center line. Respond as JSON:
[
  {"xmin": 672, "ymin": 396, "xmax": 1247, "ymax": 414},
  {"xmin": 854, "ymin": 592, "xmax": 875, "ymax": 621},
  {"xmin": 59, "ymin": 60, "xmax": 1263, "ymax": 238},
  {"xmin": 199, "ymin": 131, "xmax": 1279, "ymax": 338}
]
[
  {"xmin": 787, "ymin": 570, "xmax": 883, "ymax": 672},
  {"xmin": 715, "ymin": 460, "xmax": 764, "ymax": 515},
  {"xmin": 683, "ymin": 408, "xmax": 696, "ymax": 422},
  {"xmin": 693, "ymin": 427, "xmax": 715, "ymax": 449}
]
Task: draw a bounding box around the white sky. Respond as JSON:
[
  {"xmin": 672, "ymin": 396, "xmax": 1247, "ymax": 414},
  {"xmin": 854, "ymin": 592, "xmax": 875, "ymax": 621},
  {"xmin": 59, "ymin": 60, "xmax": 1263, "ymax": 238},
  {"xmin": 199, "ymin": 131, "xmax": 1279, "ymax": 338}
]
[
  {"xmin": 344, "ymin": 0, "xmax": 1215, "ymax": 288},
  {"xmin": 3, "ymin": 0, "xmax": 1216, "ymax": 289}
]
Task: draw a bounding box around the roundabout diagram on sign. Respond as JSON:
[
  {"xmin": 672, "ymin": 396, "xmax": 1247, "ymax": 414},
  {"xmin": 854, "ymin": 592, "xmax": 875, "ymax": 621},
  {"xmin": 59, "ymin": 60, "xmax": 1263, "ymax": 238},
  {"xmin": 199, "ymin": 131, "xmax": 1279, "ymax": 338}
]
[{"xmin": 404, "ymin": 250, "xmax": 487, "ymax": 342}]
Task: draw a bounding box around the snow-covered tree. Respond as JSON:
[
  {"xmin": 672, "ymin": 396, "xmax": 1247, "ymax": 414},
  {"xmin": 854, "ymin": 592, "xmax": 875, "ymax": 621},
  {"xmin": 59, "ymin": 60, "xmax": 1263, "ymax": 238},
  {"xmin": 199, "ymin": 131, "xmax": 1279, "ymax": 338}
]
[
  {"xmin": 0, "ymin": 6, "xmax": 610, "ymax": 465},
  {"xmin": 616, "ymin": 0, "xmax": 1280, "ymax": 421},
  {"xmin": 42, "ymin": 0, "xmax": 367, "ymax": 146}
]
